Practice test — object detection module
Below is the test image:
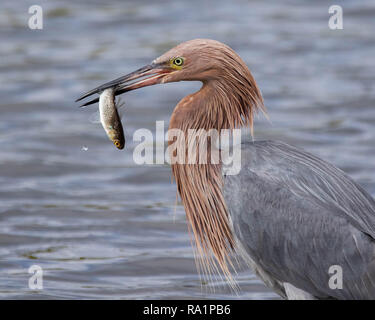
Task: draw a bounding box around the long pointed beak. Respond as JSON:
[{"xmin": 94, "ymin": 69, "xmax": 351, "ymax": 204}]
[{"xmin": 75, "ymin": 63, "xmax": 170, "ymax": 107}]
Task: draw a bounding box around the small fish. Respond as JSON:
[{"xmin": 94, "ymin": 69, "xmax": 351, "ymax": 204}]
[{"xmin": 99, "ymin": 88, "xmax": 125, "ymax": 150}]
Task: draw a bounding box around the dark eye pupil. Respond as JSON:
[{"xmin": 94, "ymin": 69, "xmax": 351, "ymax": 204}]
[{"xmin": 175, "ymin": 58, "xmax": 182, "ymax": 65}]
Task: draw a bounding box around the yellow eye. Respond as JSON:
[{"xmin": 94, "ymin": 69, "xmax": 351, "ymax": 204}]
[
  {"xmin": 172, "ymin": 57, "xmax": 184, "ymax": 67},
  {"xmin": 114, "ymin": 141, "xmax": 120, "ymax": 147}
]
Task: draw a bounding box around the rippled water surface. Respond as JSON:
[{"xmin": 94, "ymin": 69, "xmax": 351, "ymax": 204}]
[{"xmin": 1, "ymin": 0, "xmax": 375, "ymax": 299}]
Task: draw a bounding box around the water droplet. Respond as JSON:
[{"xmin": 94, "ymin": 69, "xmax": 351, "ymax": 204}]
[{"xmin": 81, "ymin": 145, "xmax": 88, "ymax": 151}]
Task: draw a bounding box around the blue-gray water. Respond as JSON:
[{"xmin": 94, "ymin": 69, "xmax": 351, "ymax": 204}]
[{"xmin": 0, "ymin": 0, "xmax": 375, "ymax": 299}]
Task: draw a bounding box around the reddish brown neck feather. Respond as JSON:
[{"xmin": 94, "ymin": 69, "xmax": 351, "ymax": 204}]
[{"xmin": 169, "ymin": 55, "xmax": 265, "ymax": 282}]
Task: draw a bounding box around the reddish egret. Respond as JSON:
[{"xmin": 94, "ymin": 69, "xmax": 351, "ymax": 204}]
[{"xmin": 77, "ymin": 39, "xmax": 375, "ymax": 299}]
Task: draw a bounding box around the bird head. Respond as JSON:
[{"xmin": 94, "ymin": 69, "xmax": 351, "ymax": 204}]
[{"xmin": 76, "ymin": 39, "xmax": 257, "ymax": 106}]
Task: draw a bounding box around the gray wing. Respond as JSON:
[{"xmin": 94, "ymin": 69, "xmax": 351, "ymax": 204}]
[{"xmin": 223, "ymin": 140, "xmax": 375, "ymax": 299}]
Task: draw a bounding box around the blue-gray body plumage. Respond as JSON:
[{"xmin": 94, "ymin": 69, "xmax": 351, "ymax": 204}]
[{"xmin": 223, "ymin": 140, "xmax": 375, "ymax": 299}]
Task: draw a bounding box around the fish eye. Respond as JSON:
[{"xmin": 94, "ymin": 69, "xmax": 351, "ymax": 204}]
[{"xmin": 173, "ymin": 57, "xmax": 184, "ymax": 66}]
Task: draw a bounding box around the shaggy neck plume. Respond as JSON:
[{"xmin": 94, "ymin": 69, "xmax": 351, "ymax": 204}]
[{"xmin": 169, "ymin": 67, "xmax": 265, "ymax": 283}]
